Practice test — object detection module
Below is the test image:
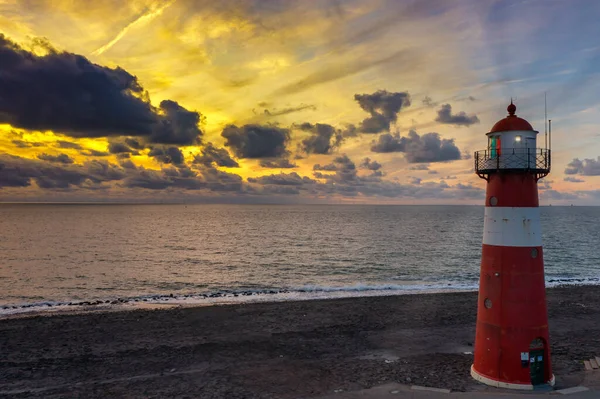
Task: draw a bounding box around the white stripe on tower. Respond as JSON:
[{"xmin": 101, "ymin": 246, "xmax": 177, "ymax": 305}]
[{"xmin": 482, "ymin": 207, "xmax": 541, "ymax": 247}]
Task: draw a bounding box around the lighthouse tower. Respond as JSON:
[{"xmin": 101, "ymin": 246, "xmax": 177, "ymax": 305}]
[{"xmin": 471, "ymin": 102, "xmax": 553, "ymax": 389}]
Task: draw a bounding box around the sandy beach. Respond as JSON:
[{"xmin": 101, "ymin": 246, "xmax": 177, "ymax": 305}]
[{"xmin": 1, "ymin": 286, "xmax": 599, "ymax": 398}]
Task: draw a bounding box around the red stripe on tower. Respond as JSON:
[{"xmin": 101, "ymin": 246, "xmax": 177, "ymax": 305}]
[{"xmin": 472, "ymin": 102, "xmax": 554, "ymax": 390}]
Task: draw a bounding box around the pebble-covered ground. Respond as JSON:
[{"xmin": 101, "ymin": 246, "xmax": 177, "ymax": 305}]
[{"xmin": 0, "ymin": 286, "xmax": 598, "ymax": 398}]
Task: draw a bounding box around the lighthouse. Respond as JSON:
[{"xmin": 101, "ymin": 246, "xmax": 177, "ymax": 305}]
[{"xmin": 471, "ymin": 102, "xmax": 553, "ymax": 389}]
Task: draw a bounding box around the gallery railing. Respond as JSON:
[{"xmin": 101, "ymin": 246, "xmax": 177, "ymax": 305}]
[{"xmin": 474, "ymin": 148, "xmax": 551, "ymax": 181}]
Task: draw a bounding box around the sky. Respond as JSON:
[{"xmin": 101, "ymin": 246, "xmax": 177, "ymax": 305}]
[{"xmin": 1, "ymin": 0, "xmax": 600, "ymax": 204}]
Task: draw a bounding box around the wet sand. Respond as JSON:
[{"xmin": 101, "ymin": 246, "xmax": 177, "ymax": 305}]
[{"xmin": 1, "ymin": 286, "xmax": 599, "ymax": 398}]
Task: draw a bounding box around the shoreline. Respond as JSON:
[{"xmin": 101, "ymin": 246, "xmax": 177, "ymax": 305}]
[
  {"xmin": 1, "ymin": 285, "xmax": 599, "ymax": 398},
  {"xmin": 2, "ymin": 279, "xmax": 599, "ymax": 320}
]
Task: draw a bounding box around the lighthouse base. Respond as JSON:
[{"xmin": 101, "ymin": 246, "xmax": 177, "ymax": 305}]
[{"xmin": 471, "ymin": 365, "xmax": 555, "ymax": 390}]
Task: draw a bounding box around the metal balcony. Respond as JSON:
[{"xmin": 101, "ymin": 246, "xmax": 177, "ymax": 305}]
[{"xmin": 474, "ymin": 148, "xmax": 551, "ymax": 181}]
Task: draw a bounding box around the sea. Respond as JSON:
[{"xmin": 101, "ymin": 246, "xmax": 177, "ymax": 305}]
[{"xmin": 0, "ymin": 204, "xmax": 598, "ymax": 316}]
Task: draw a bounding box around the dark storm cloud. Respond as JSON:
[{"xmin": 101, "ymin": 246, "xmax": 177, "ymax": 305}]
[
  {"xmin": 248, "ymin": 172, "xmax": 315, "ymax": 186},
  {"xmin": 119, "ymin": 159, "xmax": 137, "ymax": 169},
  {"xmin": 221, "ymin": 124, "xmax": 290, "ymax": 158},
  {"xmin": 259, "ymin": 158, "xmax": 297, "ymax": 168},
  {"xmin": 359, "ymin": 157, "xmax": 382, "ymax": 171},
  {"xmin": 354, "ymin": 90, "xmax": 411, "ymax": 133},
  {"xmin": 193, "ymin": 143, "xmax": 239, "ymax": 167},
  {"xmin": 402, "ymin": 131, "xmax": 462, "ymax": 163},
  {"xmin": 11, "ymin": 140, "xmax": 44, "ymax": 148},
  {"xmin": 55, "ymin": 140, "xmax": 82, "ymax": 149},
  {"xmin": 0, "ymin": 154, "xmax": 126, "ymax": 189},
  {"xmin": 80, "ymin": 149, "xmax": 110, "ymax": 157},
  {"xmin": 149, "ymin": 100, "xmax": 203, "ymax": 145},
  {"xmin": 371, "ymin": 130, "xmax": 462, "ymax": 163},
  {"xmin": 148, "ymin": 146, "xmax": 185, "ymax": 165},
  {"xmin": 125, "ymin": 138, "xmax": 145, "ymax": 150},
  {"xmin": 122, "ymin": 162, "xmax": 244, "ymax": 193},
  {"xmin": 435, "ymin": 104, "xmax": 480, "ymax": 127},
  {"xmin": 297, "ymin": 122, "xmax": 343, "ymax": 155},
  {"xmin": 37, "ymin": 153, "xmax": 74, "ymax": 164},
  {"xmin": 370, "ymin": 132, "xmax": 406, "ymax": 153},
  {"xmin": 0, "ymin": 34, "xmax": 202, "ymax": 145},
  {"xmin": 314, "ymin": 154, "xmax": 357, "ymax": 183},
  {"xmin": 313, "ymin": 163, "xmax": 338, "ymax": 171},
  {"xmin": 564, "ymin": 176, "xmax": 585, "ymax": 183},
  {"xmin": 564, "ymin": 157, "xmax": 600, "ymax": 176},
  {"xmin": 85, "ymin": 160, "xmax": 127, "ymax": 181},
  {"xmin": 108, "ymin": 142, "xmax": 138, "ymax": 155}
]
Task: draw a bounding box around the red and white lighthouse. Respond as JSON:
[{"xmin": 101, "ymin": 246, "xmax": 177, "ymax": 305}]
[{"xmin": 471, "ymin": 102, "xmax": 554, "ymax": 389}]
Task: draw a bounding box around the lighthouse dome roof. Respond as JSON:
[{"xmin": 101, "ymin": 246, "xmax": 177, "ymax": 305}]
[{"xmin": 490, "ymin": 102, "xmax": 534, "ymax": 133}]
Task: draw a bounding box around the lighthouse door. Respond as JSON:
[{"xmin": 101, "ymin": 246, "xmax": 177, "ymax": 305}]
[{"xmin": 529, "ymin": 338, "xmax": 545, "ymax": 385}]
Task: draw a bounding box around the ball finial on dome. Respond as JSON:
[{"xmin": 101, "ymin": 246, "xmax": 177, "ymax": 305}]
[{"xmin": 507, "ymin": 99, "xmax": 516, "ymax": 116}]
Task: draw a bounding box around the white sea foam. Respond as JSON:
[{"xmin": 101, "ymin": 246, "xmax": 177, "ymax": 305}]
[{"xmin": 2, "ymin": 278, "xmax": 599, "ymax": 318}]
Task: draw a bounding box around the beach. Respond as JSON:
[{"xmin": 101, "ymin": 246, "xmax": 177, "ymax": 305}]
[{"xmin": 1, "ymin": 286, "xmax": 599, "ymax": 398}]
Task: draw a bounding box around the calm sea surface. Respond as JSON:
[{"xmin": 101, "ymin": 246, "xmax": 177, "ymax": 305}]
[{"xmin": 0, "ymin": 204, "xmax": 598, "ymax": 313}]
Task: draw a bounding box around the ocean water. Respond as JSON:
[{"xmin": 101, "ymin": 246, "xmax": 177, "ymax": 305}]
[{"xmin": 0, "ymin": 204, "xmax": 598, "ymax": 315}]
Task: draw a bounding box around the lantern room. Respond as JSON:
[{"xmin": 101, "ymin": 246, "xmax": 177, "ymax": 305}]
[{"xmin": 475, "ymin": 101, "xmax": 551, "ymax": 181}]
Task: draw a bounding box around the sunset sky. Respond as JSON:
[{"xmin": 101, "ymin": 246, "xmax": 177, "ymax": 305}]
[{"xmin": 1, "ymin": 0, "xmax": 599, "ymax": 204}]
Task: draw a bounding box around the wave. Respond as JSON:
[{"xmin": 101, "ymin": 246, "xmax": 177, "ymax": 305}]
[{"xmin": 2, "ymin": 277, "xmax": 599, "ymax": 318}]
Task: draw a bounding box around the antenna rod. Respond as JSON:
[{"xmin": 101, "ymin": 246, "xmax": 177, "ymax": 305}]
[
  {"xmin": 544, "ymin": 92, "xmax": 548, "ymax": 149},
  {"xmin": 548, "ymin": 119, "xmax": 552, "ymax": 153}
]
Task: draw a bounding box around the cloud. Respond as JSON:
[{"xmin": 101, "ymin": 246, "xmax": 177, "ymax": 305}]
[
  {"xmin": 149, "ymin": 100, "xmax": 203, "ymax": 145},
  {"xmin": 193, "ymin": 143, "xmax": 239, "ymax": 167},
  {"xmin": 80, "ymin": 149, "xmax": 110, "ymax": 157},
  {"xmin": 37, "ymin": 153, "xmax": 74, "ymax": 164},
  {"xmin": 148, "ymin": 146, "xmax": 185, "ymax": 165},
  {"xmin": 564, "ymin": 176, "xmax": 585, "ymax": 183},
  {"xmin": 123, "ymin": 164, "xmax": 243, "ymax": 192},
  {"xmin": 409, "ymin": 164, "xmax": 429, "ymax": 170},
  {"xmin": 297, "ymin": 122, "xmax": 343, "ymax": 155},
  {"xmin": 11, "ymin": 140, "xmax": 44, "ymax": 148},
  {"xmin": 222, "ymin": 124, "xmax": 290, "ymax": 158},
  {"xmin": 273, "ymin": 49, "xmax": 415, "ymax": 96},
  {"xmin": 92, "ymin": 0, "xmax": 176, "ymax": 56},
  {"xmin": 0, "ymin": 154, "xmax": 124, "ymax": 189},
  {"xmin": 55, "ymin": 140, "xmax": 82, "ymax": 150},
  {"xmin": 370, "ymin": 130, "xmax": 462, "ymax": 163},
  {"xmin": 370, "ymin": 132, "xmax": 406, "ymax": 153},
  {"xmin": 422, "ymin": 96, "xmax": 437, "ymax": 107},
  {"xmin": 564, "ymin": 157, "xmax": 600, "ymax": 176},
  {"xmin": 259, "ymin": 158, "xmax": 297, "ymax": 168},
  {"xmin": 313, "ymin": 163, "xmax": 338, "ymax": 171},
  {"xmin": 312, "ymin": 154, "xmax": 357, "ymax": 183},
  {"xmin": 541, "ymin": 189, "xmax": 580, "ymax": 201},
  {"xmin": 355, "ymin": 90, "xmax": 411, "ymax": 133},
  {"xmin": 108, "ymin": 142, "xmax": 138, "ymax": 155},
  {"xmin": 262, "ymin": 104, "xmax": 317, "ymax": 117},
  {"xmin": 359, "ymin": 157, "xmax": 382, "ymax": 171},
  {"xmin": 435, "ymin": 104, "xmax": 479, "ymax": 127},
  {"xmin": 248, "ymin": 172, "xmax": 314, "ymax": 186},
  {"xmin": 0, "ymin": 34, "xmax": 202, "ymax": 145}
]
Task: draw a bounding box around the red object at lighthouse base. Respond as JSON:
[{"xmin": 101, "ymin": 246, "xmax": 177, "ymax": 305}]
[{"xmin": 472, "ymin": 104, "xmax": 554, "ymax": 390}]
